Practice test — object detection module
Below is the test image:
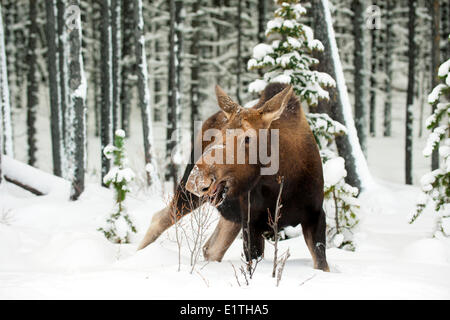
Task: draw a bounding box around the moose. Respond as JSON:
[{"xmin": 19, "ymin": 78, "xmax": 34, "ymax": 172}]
[{"xmin": 138, "ymin": 83, "xmax": 329, "ymax": 272}]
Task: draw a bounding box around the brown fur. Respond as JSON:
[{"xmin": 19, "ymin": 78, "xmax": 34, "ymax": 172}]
[{"xmin": 139, "ymin": 83, "xmax": 329, "ymax": 271}]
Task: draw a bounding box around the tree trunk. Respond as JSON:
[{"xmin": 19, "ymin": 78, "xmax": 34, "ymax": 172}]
[
  {"xmin": 166, "ymin": 0, "xmax": 182, "ymax": 189},
  {"xmin": 57, "ymin": 0, "xmax": 68, "ymax": 156},
  {"xmin": 383, "ymin": 0, "xmax": 393, "ymax": 137},
  {"xmin": 311, "ymin": 0, "xmax": 373, "ymax": 192},
  {"xmin": 430, "ymin": 0, "xmax": 440, "ymax": 170},
  {"xmin": 111, "ymin": 0, "xmax": 121, "ymax": 133},
  {"xmin": 120, "ymin": 0, "xmax": 134, "ymax": 135},
  {"xmin": 405, "ymin": 0, "xmax": 416, "ymax": 185},
  {"xmin": 67, "ymin": 0, "xmax": 87, "ymax": 200},
  {"xmin": 26, "ymin": 0, "xmax": 39, "ymax": 167},
  {"xmin": 45, "ymin": 0, "xmax": 64, "ymax": 177},
  {"xmin": 352, "ymin": 0, "xmax": 367, "ymax": 156},
  {"xmin": 0, "ymin": 3, "xmax": 13, "ymax": 157},
  {"xmin": 134, "ymin": 0, "xmax": 161, "ymax": 190},
  {"xmin": 236, "ymin": 0, "xmax": 242, "ymax": 104},
  {"xmin": 100, "ymin": 0, "xmax": 113, "ymax": 186},
  {"xmin": 369, "ymin": 3, "xmax": 378, "ymax": 137},
  {"xmin": 190, "ymin": 0, "xmax": 201, "ymax": 149}
]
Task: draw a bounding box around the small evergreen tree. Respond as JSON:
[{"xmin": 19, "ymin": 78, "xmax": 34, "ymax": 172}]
[
  {"xmin": 410, "ymin": 56, "xmax": 450, "ymax": 238},
  {"xmin": 248, "ymin": 0, "xmax": 360, "ymax": 250},
  {"xmin": 99, "ymin": 129, "xmax": 137, "ymax": 243}
]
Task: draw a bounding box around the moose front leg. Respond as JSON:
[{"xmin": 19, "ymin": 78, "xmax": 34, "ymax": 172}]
[
  {"xmin": 203, "ymin": 216, "xmax": 241, "ymax": 262},
  {"xmin": 242, "ymin": 224, "xmax": 265, "ymax": 261}
]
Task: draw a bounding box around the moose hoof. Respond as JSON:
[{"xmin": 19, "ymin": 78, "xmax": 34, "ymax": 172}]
[{"xmin": 203, "ymin": 244, "xmax": 223, "ymax": 262}]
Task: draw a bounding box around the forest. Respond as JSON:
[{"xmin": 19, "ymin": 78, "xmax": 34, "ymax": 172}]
[{"xmin": 0, "ymin": 0, "xmax": 449, "ymax": 300}]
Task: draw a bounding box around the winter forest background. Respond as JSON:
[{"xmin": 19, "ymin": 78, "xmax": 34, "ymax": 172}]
[{"xmin": 0, "ymin": 0, "xmax": 449, "ymax": 299}]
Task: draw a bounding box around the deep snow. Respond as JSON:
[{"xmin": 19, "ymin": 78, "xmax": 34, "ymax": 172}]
[{"xmin": 0, "ymin": 161, "xmax": 449, "ymax": 299}]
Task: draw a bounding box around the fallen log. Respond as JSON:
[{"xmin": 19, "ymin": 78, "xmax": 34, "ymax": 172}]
[
  {"xmin": 1, "ymin": 156, "xmax": 70, "ymax": 197},
  {"xmin": 3, "ymin": 175, "xmax": 44, "ymax": 196}
]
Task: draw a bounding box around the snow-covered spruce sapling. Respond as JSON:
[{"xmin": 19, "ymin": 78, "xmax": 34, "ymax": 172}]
[
  {"xmin": 410, "ymin": 57, "xmax": 450, "ymax": 238},
  {"xmin": 248, "ymin": 0, "xmax": 360, "ymax": 249},
  {"xmin": 98, "ymin": 129, "xmax": 137, "ymax": 243}
]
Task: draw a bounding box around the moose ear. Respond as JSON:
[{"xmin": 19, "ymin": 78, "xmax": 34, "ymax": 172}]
[
  {"xmin": 215, "ymin": 85, "xmax": 240, "ymax": 119},
  {"xmin": 260, "ymin": 85, "xmax": 293, "ymax": 124}
]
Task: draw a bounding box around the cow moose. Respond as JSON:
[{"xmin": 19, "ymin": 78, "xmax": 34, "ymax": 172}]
[{"xmin": 138, "ymin": 83, "xmax": 329, "ymax": 272}]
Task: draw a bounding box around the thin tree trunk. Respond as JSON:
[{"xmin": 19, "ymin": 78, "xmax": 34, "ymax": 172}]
[
  {"xmin": 57, "ymin": 0, "xmax": 68, "ymax": 157},
  {"xmin": 134, "ymin": 0, "xmax": 161, "ymax": 190},
  {"xmin": 0, "ymin": 3, "xmax": 13, "ymax": 157},
  {"xmin": 430, "ymin": 0, "xmax": 440, "ymax": 170},
  {"xmin": 383, "ymin": 0, "xmax": 393, "ymax": 137},
  {"xmin": 100, "ymin": 0, "xmax": 113, "ymax": 186},
  {"xmin": 45, "ymin": 0, "xmax": 64, "ymax": 177},
  {"xmin": 190, "ymin": 0, "xmax": 201, "ymax": 150},
  {"xmin": 236, "ymin": 0, "xmax": 242, "ymax": 104},
  {"xmin": 111, "ymin": 0, "xmax": 121, "ymax": 133},
  {"xmin": 352, "ymin": 0, "xmax": 367, "ymax": 156},
  {"xmin": 26, "ymin": 0, "xmax": 39, "ymax": 167},
  {"xmin": 166, "ymin": 0, "xmax": 182, "ymax": 189},
  {"xmin": 312, "ymin": 0, "xmax": 373, "ymax": 191},
  {"xmin": 405, "ymin": 0, "xmax": 416, "ymax": 185},
  {"xmin": 67, "ymin": 0, "xmax": 87, "ymax": 200},
  {"xmin": 369, "ymin": 4, "xmax": 377, "ymax": 137},
  {"xmin": 13, "ymin": 2, "xmax": 25, "ymax": 112},
  {"xmin": 120, "ymin": 0, "xmax": 134, "ymax": 134}
]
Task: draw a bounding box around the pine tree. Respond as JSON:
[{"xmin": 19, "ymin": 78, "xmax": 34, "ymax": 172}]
[
  {"xmin": 410, "ymin": 56, "xmax": 450, "ymax": 238},
  {"xmin": 99, "ymin": 130, "xmax": 137, "ymax": 243}
]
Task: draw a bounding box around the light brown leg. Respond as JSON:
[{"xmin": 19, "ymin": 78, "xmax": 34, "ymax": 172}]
[
  {"xmin": 203, "ymin": 216, "xmax": 241, "ymax": 262},
  {"xmin": 137, "ymin": 207, "xmax": 174, "ymax": 250}
]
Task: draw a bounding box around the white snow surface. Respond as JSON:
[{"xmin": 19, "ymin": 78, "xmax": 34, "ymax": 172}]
[{"xmin": 0, "ymin": 167, "xmax": 449, "ymax": 299}]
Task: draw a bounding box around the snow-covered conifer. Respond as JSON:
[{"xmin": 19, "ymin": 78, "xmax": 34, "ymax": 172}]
[
  {"xmin": 410, "ymin": 56, "xmax": 450, "ymax": 238},
  {"xmin": 99, "ymin": 130, "xmax": 137, "ymax": 243}
]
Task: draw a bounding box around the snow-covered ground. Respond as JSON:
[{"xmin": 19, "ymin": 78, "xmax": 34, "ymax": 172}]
[{"xmin": 0, "ymin": 173, "xmax": 449, "ymax": 299}]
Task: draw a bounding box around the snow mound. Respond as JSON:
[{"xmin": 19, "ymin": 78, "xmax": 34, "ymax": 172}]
[
  {"xmin": 400, "ymin": 239, "xmax": 450, "ymax": 265},
  {"xmin": 34, "ymin": 232, "xmax": 117, "ymax": 271}
]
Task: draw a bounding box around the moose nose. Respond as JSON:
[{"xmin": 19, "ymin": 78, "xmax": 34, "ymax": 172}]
[{"xmin": 186, "ymin": 168, "xmax": 214, "ymax": 197}]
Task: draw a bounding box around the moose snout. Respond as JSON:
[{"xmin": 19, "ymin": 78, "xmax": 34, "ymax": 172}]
[{"xmin": 186, "ymin": 167, "xmax": 215, "ymax": 197}]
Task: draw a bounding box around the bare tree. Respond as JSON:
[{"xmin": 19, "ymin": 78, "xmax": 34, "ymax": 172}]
[
  {"xmin": 45, "ymin": 0, "xmax": 64, "ymax": 177},
  {"xmin": 67, "ymin": 0, "xmax": 87, "ymax": 200},
  {"xmin": 26, "ymin": 0, "xmax": 39, "ymax": 167},
  {"xmin": 405, "ymin": 0, "xmax": 416, "ymax": 185},
  {"xmin": 100, "ymin": 0, "xmax": 113, "ymax": 186}
]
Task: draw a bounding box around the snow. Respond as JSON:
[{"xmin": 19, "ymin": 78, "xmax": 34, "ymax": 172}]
[
  {"xmin": 252, "ymin": 43, "xmax": 273, "ymax": 60},
  {"xmin": 0, "ymin": 175, "xmax": 449, "ymax": 299},
  {"xmin": 323, "ymin": 157, "xmax": 347, "ymax": 187}
]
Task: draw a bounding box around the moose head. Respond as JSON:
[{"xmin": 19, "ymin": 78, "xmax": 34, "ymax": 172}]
[{"xmin": 185, "ymin": 84, "xmax": 294, "ymax": 206}]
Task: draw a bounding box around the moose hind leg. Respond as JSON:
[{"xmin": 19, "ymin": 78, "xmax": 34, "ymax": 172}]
[
  {"xmin": 137, "ymin": 207, "xmax": 174, "ymax": 250},
  {"xmin": 302, "ymin": 208, "xmax": 330, "ymax": 272}
]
